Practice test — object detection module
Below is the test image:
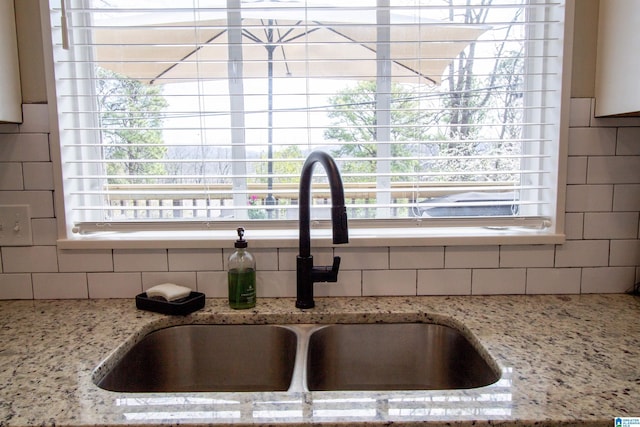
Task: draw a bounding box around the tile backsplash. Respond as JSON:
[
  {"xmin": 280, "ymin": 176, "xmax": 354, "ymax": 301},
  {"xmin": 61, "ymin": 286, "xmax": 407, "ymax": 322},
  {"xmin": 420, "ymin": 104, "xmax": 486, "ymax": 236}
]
[{"xmin": 0, "ymin": 99, "xmax": 639, "ymax": 299}]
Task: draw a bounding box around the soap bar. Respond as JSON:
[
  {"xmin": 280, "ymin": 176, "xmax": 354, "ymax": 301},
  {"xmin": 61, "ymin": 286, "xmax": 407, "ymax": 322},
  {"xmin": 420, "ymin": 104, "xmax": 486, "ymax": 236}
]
[{"xmin": 146, "ymin": 283, "xmax": 192, "ymax": 301}]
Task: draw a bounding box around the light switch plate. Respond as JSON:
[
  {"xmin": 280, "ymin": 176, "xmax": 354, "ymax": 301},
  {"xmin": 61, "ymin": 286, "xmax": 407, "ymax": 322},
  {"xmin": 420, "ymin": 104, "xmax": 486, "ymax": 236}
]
[{"xmin": 0, "ymin": 205, "xmax": 32, "ymax": 246}]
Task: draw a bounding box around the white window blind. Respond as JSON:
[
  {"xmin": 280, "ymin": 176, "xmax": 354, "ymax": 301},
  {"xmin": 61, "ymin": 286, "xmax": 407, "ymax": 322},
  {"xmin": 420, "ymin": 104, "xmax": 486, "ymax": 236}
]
[{"xmin": 45, "ymin": 0, "xmax": 568, "ymax": 235}]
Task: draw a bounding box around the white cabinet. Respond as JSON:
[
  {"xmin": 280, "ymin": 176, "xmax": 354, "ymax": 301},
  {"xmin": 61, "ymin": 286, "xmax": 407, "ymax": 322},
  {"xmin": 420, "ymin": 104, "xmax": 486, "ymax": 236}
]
[
  {"xmin": 595, "ymin": 0, "xmax": 640, "ymax": 117},
  {"xmin": 0, "ymin": 0, "xmax": 22, "ymax": 123}
]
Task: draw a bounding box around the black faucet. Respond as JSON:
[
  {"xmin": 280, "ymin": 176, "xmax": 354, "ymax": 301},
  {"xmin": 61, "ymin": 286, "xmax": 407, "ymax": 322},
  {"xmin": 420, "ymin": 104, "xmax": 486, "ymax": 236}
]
[{"xmin": 296, "ymin": 151, "xmax": 349, "ymax": 309}]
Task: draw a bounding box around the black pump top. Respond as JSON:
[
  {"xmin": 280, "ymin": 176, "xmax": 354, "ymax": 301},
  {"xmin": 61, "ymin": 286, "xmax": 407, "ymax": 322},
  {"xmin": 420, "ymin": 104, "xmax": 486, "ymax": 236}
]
[{"xmin": 235, "ymin": 227, "xmax": 248, "ymax": 248}]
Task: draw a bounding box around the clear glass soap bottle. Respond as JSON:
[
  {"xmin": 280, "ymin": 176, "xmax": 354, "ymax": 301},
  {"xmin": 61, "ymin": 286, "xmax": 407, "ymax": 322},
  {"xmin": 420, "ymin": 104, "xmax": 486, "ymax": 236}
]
[{"xmin": 227, "ymin": 227, "xmax": 256, "ymax": 309}]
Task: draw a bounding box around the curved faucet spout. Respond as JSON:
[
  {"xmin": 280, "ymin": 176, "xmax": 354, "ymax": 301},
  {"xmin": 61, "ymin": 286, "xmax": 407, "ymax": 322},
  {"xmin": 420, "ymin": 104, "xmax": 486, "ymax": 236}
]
[
  {"xmin": 298, "ymin": 151, "xmax": 349, "ymax": 257},
  {"xmin": 296, "ymin": 150, "xmax": 349, "ymax": 309}
]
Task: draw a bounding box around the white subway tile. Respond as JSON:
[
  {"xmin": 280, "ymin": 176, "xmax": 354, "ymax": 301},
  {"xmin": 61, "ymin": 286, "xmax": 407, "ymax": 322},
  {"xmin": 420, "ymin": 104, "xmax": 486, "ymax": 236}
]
[
  {"xmin": 0, "ymin": 163, "xmax": 23, "ymax": 190},
  {"xmin": 33, "ymin": 273, "xmax": 88, "ymax": 299},
  {"xmin": 568, "ymin": 127, "xmax": 617, "ymax": 156},
  {"xmin": 142, "ymin": 272, "xmax": 196, "ymax": 290},
  {"xmin": 257, "ymin": 270, "xmax": 296, "ymax": 298},
  {"xmin": 315, "ymin": 270, "xmax": 362, "ymax": 297},
  {"xmin": 363, "ymin": 269, "xmax": 416, "ymax": 296},
  {"xmin": 566, "ymin": 156, "xmax": 587, "ymax": 185},
  {"xmin": 613, "ymin": 184, "xmax": 640, "ymax": 211},
  {"xmin": 565, "ymin": 184, "xmax": 613, "ymax": 212},
  {"xmin": 223, "ymin": 247, "xmax": 278, "ymax": 271},
  {"xmin": 88, "ymin": 272, "xmax": 142, "ymax": 298},
  {"xmin": 568, "ymin": 98, "xmax": 592, "ymax": 128},
  {"xmin": 0, "ymin": 190, "xmax": 54, "ymax": 218},
  {"xmin": 472, "ymin": 269, "xmax": 526, "ymax": 295},
  {"xmin": 113, "ymin": 249, "xmax": 167, "ymax": 272},
  {"xmin": 0, "ymin": 134, "xmax": 50, "ymax": 161},
  {"xmin": 587, "ymin": 156, "xmax": 640, "ymax": 184},
  {"xmin": 0, "ymin": 123, "xmax": 19, "ymax": 134},
  {"xmin": 609, "ymin": 240, "xmax": 640, "ymax": 267},
  {"xmin": 445, "ymin": 246, "xmax": 499, "ymax": 268},
  {"xmin": 335, "ymin": 247, "xmax": 389, "ymax": 270},
  {"xmin": 255, "ymin": 248, "xmax": 279, "ymax": 271},
  {"xmin": 31, "ymin": 218, "xmax": 58, "ymax": 245},
  {"xmin": 389, "ymin": 246, "xmax": 444, "ymax": 269},
  {"xmin": 19, "ymin": 104, "xmax": 50, "ymax": 133},
  {"xmin": 581, "ymin": 267, "xmax": 636, "ymax": 293},
  {"xmin": 22, "ymin": 162, "xmax": 53, "ymax": 190},
  {"xmin": 564, "ymin": 213, "xmax": 584, "ymax": 240},
  {"xmin": 278, "ymin": 247, "xmax": 333, "ymax": 271},
  {"xmin": 616, "ymin": 127, "xmax": 640, "ymax": 155},
  {"xmin": 196, "ymin": 271, "xmax": 227, "ymax": 297},
  {"xmin": 584, "ymin": 212, "xmax": 639, "ymax": 239},
  {"xmin": 277, "ymin": 248, "xmax": 296, "ymax": 271},
  {"xmin": 526, "ymin": 268, "xmax": 581, "ymax": 294},
  {"xmin": 58, "ymin": 249, "xmax": 113, "ymax": 272},
  {"xmin": 417, "ymin": 269, "xmax": 471, "ymax": 295},
  {"xmin": 1, "ymin": 246, "xmax": 58, "ymax": 273},
  {"xmin": 554, "ymin": 240, "xmax": 610, "ymax": 267},
  {"xmin": 0, "ymin": 274, "xmax": 33, "ymax": 299},
  {"xmin": 500, "ymin": 245, "xmax": 555, "ymax": 268},
  {"xmin": 168, "ymin": 248, "xmax": 223, "ymax": 271}
]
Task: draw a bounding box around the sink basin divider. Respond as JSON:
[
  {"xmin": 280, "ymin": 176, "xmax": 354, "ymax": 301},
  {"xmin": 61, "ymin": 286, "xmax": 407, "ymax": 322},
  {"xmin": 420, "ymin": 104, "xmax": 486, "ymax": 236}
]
[{"xmin": 286, "ymin": 324, "xmax": 320, "ymax": 392}]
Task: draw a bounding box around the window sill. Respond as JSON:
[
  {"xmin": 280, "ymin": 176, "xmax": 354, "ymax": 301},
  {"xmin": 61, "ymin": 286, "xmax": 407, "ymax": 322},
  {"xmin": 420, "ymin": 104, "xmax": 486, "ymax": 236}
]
[{"xmin": 57, "ymin": 226, "xmax": 565, "ymax": 250}]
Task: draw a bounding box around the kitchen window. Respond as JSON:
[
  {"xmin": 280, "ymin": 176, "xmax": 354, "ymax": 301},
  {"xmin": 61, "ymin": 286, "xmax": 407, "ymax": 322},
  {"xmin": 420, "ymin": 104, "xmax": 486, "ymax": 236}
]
[{"xmin": 43, "ymin": 0, "xmax": 571, "ymax": 247}]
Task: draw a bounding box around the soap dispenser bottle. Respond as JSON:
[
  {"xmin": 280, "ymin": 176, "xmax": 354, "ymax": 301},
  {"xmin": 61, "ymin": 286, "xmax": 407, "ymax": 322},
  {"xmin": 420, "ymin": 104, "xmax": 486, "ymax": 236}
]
[{"xmin": 228, "ymin": 227, "xmax": 256, "ymax": 309}]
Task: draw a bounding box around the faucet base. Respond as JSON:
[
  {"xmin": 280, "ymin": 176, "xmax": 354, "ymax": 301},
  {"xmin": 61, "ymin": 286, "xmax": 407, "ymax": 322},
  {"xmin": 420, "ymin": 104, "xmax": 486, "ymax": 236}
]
[
  {"xmin": 296, "ymin": 255, "xmax": 315, "ymax": 309},
  {"xmin": 295, "ymin": 300, "xmax": 315, "ymax": 310}
]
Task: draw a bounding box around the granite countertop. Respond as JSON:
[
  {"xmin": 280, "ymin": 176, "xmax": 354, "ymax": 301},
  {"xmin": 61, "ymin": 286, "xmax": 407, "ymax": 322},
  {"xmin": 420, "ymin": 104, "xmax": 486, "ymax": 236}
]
[{"xmin": 0, "ymin": 294, "xmax": 639, "ymax": 426}]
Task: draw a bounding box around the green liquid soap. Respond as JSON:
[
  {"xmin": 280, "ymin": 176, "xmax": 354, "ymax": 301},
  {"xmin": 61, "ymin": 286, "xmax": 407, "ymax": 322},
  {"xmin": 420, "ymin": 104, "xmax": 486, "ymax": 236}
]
[{"xmin": 228, "ymin": 268, "xmax": 256, "ymax": 309}]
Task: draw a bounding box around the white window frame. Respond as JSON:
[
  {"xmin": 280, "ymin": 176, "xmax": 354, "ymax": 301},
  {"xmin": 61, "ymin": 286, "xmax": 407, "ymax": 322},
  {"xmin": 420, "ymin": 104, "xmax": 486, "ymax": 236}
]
[{"xmin": 41, "ymin": 0, "xmax": 574, "ymax": 249}]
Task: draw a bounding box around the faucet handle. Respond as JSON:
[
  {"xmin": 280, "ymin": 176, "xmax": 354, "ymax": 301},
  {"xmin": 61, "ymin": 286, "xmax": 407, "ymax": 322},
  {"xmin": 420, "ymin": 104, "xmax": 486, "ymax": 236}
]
[
  {"xmin": 311, "ymin": 256, "xmax": 341, "ymax": 283},
  {"xmin": 331, "ymin": 256, "xmax": 341, "ymax": 276}
]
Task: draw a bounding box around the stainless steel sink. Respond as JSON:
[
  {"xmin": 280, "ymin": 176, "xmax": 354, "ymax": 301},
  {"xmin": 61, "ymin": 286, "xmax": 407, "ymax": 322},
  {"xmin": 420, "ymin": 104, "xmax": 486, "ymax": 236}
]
[
  {"xmin": 306, "ymin": 323, "xmax": 499, "ymax": 391},
  {"xmin": 97, "ymin": 324, "xmax": 297, "ymax": 392},
  {"xmin": 95, "ymin": 322, "xmax": 499, "ymax": 393}
]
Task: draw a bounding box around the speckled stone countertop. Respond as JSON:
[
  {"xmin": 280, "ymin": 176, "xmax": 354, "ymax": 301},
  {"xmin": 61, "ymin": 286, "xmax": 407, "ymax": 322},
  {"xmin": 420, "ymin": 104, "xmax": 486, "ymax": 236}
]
[{"xmin": 0, "ymin": 295, "xmax": 639, "ymax": 427}]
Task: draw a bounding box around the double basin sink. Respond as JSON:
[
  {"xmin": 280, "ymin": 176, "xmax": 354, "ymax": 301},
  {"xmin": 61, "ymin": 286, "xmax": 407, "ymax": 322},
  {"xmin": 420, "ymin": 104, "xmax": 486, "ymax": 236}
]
[{"xmin": 96, "ymin": 322, "xmax": 500, "ymax": 393}]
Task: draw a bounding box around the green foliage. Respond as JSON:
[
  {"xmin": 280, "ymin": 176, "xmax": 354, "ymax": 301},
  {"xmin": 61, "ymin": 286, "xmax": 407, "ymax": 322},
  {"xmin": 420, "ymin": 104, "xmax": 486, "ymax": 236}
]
[
  {"xmin": 96, "ymin": 68, "xmax": 168, "ymax": 184},
  {"xmin": 250, "ymin": 145, "xmax": 304, "ymax": 216},
  {"xmin": 253, "ymin": 145, "xmax": 304, "ymax": 184},
  {"xmin": 325, "ymin": 81, "xmax": 425, "ymax": 181}
]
